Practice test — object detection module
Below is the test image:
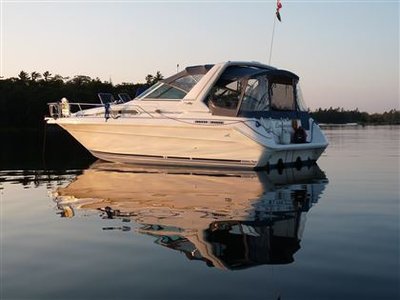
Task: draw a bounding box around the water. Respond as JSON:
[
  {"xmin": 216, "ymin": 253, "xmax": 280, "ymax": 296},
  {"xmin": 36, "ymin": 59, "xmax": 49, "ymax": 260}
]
[{"xmin": 1, "ymin": 126, "xmax": 399, "ymax": 300}]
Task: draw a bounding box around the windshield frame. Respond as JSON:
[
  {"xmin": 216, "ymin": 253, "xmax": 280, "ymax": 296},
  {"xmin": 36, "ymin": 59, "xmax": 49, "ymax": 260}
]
[{"xmin": 138, "ymin": 65, "xmax": 214, "ymax": 101}]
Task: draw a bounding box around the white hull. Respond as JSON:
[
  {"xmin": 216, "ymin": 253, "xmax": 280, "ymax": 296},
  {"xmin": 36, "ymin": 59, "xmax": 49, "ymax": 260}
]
[{"xmin": 54, "ymin": 117, "xmax": 328, "ymax": 169}]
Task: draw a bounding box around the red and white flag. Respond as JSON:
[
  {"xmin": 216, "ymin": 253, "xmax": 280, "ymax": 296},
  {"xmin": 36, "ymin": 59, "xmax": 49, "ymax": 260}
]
[{"xmin": 276, "ymin": 0, "xmax": 283, "ymax": 22}]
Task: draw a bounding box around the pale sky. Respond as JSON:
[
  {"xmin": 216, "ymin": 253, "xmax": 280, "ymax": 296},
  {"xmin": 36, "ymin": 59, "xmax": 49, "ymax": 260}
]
[{"xmin": 1, "ymin": 0, "xmax": 399, "ymax": 112}]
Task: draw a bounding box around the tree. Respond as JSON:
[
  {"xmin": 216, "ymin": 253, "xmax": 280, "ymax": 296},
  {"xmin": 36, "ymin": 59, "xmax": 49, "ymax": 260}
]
[
  {"xmin": 43, "ymin": 71, "xmax": 52, "ymax": 82},
  {"xmin": 145, "ymin": 71, "xmax": 163, "ymax": 85},
  {"xmin": 145, "ymin": 74, "xmax": 154, "ymax": 85},
  {"xmin": 70, "ymin": 75, "xmax": 92, "ymax": 86},
  {"xmin": 51, "ymin": 74, "xmax": 65, "ymax": 84},
  {"xmin": 30, "ymin": 71, "xmax": 42, "ymax": 82},
  {"xmin": 154, "ymin": 71, "xmax": 163, "ymax": 83},
  {"xmin": 18, "ymin": 71, "xmax": 30, "ymax": 82}
]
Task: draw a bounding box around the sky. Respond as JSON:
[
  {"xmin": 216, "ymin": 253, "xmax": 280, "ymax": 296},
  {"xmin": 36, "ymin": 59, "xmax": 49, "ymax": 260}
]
[{"xmin": 1, "ymin": 0, "xmax": 398, "ymax": 112}]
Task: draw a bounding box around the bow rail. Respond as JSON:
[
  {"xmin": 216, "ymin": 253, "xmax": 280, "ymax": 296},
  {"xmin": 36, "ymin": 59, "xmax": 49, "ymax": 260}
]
[{"xmin": 47, "ymin": 102, "xmax": 155, "ymax": 119}]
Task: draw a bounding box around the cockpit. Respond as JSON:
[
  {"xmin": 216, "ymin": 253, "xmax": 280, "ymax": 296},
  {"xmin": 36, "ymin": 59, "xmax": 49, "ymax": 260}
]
[{"xmin": 207, "ymin": 65, "xmax": 307, "ymax": 117}]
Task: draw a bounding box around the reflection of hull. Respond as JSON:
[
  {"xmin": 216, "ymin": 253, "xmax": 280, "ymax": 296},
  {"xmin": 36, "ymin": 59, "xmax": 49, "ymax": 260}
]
[{"xmin": 54, "ymin": 162, "xmax": 328, "ymax": 270}]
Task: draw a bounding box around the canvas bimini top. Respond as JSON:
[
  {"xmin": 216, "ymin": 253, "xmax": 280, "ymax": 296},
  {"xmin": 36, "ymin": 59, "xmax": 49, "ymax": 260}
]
[{"xmin": 205, "ymin": 64, "xmax": 306, "ymax": 118}]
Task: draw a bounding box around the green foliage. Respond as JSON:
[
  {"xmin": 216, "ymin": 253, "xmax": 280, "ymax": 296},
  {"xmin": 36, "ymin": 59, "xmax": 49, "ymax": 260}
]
[
  {"xmin": 18, "ymin": 71, "xmax": 29, "ymax": 82},
  {"xmin": 30, "ymin": 72, "xmax": 42, "ymax": 82},
  {"xmin": 145, "ymin": 71, "xmax": 163, "ymax": 85},
  {"xmin": 310, "ymin": 107, "xmax": 400, "ymax": 125},
  {"xmin": 0, "ymin": 71, "xmax": 159, "ymax": 128},
  {"xmin": 43, "ymin": 71, "xmax": 52, "ymax": 82}
]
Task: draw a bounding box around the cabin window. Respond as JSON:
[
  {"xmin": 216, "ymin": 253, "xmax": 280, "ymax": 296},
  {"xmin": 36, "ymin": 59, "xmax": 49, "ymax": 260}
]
[
  {"xmin": 296, "ymin": 85, "xmax": 308, "ymax": 111},
  {"xmin": 270, "ymin": 83, "xmax": 295, "ymax": 111},
  {"xmin": 238, "ymin": 76, "xmax": 269, "ymax": 114},
  {"xmin": 208, "ymin": 80, "xmax": 241, "ymax": 117}
]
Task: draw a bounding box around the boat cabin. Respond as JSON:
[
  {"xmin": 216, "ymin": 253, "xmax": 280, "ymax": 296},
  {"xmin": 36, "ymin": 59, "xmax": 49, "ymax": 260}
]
[{"xmin": 137, "ymin": 62, "xmax": 309, "ymax": 127}]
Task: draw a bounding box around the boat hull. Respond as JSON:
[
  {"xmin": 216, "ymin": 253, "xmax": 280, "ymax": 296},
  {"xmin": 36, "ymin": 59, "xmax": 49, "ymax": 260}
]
[{"xmin": 54, "ymin": 119, "xmax": 328, "ymax": 169}]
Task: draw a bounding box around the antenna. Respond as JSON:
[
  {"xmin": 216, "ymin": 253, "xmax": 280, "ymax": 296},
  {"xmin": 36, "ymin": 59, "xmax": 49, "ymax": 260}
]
[
  {"xmin": 268, "ymin": 0, "xmax": 282, "ymax": 65},
  {"xmin": 268, "ymin": 17, "xmax": 277, "ymax": 65}
]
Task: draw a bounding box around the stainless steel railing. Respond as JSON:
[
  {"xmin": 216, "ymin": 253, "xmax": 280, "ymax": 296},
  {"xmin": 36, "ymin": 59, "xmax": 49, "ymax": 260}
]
[{"xmin": 47, "ymin": 102, "xmax": 154, "ymax": 119}]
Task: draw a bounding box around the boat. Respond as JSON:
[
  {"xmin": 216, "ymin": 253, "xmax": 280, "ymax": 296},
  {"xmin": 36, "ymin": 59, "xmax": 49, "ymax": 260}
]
[
  {"xmin": 46, "ymin": 61, "xmax": 329, "ymax": 169},
  {"xmin": 53, "ymin": 162, "xmax": 328, "ymax": 270}
]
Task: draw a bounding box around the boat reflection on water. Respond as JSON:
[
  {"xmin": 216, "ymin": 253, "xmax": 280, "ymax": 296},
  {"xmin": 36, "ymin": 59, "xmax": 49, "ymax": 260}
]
[{"xmin": 53, "ymin": 162, "xmax": 328, "ymax": 270}]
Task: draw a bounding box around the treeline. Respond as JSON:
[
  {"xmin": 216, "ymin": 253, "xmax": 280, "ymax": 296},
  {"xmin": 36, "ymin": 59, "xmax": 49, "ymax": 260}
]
[
  {"xmin": 0, "ymin": 71, "xmax": 399, "ymax": 129},
  {"xmin": 310, "ymin": 107, "xmax": 400, "ymax": 125},
  {"xmin": 0, "ymin": 70, "xmax": 163, "ymax": 129}
]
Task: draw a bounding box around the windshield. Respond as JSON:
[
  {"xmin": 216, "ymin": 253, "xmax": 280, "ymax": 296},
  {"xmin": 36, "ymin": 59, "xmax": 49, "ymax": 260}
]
[
  {"xmin": 141, "ymin": 82, "xmax": 187, "ymax": 99},
  {"xmin": 140, "ymin": 65, "xmax": 213, "ymax": 100}
]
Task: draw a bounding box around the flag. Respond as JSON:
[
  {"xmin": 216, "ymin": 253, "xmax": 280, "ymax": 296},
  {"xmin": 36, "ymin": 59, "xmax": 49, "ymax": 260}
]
[{"xmin": 276, "ymin": 0, "xmax": 282, "ymax": 22}]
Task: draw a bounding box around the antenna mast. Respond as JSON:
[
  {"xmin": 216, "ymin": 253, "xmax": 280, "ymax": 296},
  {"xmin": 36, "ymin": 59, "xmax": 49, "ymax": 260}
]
[
  {"xmin": 268, "ymin": 17, "xmax": 277, "ymax": 65},
  {"xmin": 268, "ymin": 0, "xmax": 282, "ymax": 65}
]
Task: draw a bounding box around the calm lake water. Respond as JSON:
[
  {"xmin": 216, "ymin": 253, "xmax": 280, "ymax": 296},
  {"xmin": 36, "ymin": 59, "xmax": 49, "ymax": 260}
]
[{"xmin": 1, "ymin": 126, "xmax": 399, "ymax": 300}]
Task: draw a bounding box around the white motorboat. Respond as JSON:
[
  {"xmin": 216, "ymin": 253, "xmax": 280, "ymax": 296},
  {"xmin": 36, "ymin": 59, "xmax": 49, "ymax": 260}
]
[{"xmin": 46, "ymin": 61, "xmax": 329, "ymax": 169}]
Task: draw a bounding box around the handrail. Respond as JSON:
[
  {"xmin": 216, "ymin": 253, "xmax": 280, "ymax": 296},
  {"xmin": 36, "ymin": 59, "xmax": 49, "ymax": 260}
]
[
  {"xmin": 48, "ymin": 102, "xmax": 103, "ymax": 118},
  {"xmin": 47, "ymin": 101, "xmax": 155, "ymax": 119}
]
